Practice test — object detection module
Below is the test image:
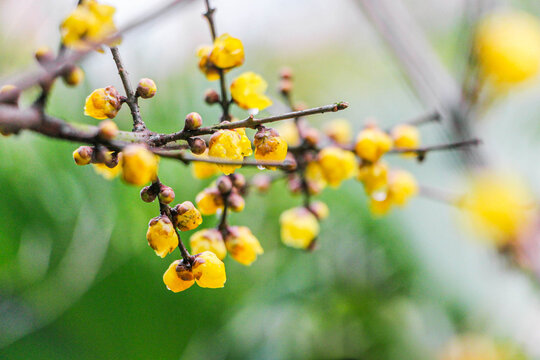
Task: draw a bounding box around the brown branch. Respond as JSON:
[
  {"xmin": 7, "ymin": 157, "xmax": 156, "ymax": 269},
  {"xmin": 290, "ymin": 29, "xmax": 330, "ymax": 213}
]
[
  {"xmin": 150, "ymin": 102, "xmax": 349, "ymax": 146},
  {"xmin": 388, "ymin": 138, "xmax": 481, "ymax": 156},
  {"xmin": 110, "ymin": 47, "xmax": 146, "ymax": 132},
  {"xmin": 0, "ymin": 0, "xmax": 195, "ymax": 102}
]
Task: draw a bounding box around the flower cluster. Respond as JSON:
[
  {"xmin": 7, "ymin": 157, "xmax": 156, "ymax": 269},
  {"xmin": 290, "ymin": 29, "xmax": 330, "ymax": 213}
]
[{"xmin": 4, "ymin": 0, "xmax": 522, "ymax": 296}]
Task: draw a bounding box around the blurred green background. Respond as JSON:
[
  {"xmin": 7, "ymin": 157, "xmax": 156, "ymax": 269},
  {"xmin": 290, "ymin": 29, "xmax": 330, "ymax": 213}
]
[{"xmin": 2, "ymin": 0, "xmax": 540, "ymax": 359}]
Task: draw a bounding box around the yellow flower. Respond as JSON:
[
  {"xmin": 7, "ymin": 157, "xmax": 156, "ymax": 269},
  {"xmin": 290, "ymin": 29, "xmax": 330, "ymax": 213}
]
[
  {"xmin": 146, "ymin": 216, "xmax": 179, "ymax": 258},
  {"xmin": 208, "ymin": 129, "xmax": 252, "ymax": 175},
  {"xmin": 254, "ymin": 128, "xmax": 288, "ymax": 170},
  {"xmin": 369, "ymin": 196, "xmax": 393, "ymax": 216},
  {"xmin": 324, "ymin": 118, "xmax": 352, "ymax": 145},
  {"xmin": 209, "ymin": 33, "xmax": 245, "ymax": 69},
  {"xmin": 73, "ymin": 146, "xmax": 93, "ymax": 165},
  {"xmin": 387, "ymin": 170, "xmax": 418, "ymax": 206},
  {"xmin": 173, "ymin": 201, "xmax": 203, "ymax": 231},
  {"xmin": 280, "ymin": 207, "xmax": 320, "ymax": 249},
  {"xmin": 63, "ymin": 66, "xmax": 85, "ymax": 87},
  {"xmin": 368, "ymin": 170, "xmax": 417, "ymax": 216},
  {"xmin": 84, "ymin": 86, "xmax": 122, "ymax": 120},
  {"xmin": 318, "ymin": 147, "xmax": 357, "ymax": 187},
  {"xmin": 60, "ymin": 0, "xmax": 119, "ymax": 51},
  {"xmin": 195, "ymin": 188, "xmax": 224, "ymax": 215},
  {"xmin": 305, "ymin": 161, "xmax": 327, "ymax": 194},
  {"xmin": 225, "ymin": 226, "xmax": 264, "ymax": 266},
  {"xmin": 190, "ymin": 229, "xmax": 227, "ymax": 260},
  {"xmin": 275, "ymin": 121, "xmax": 300, "ymax": 147},
  {"xmin": 461, "ymin": 172, "xmax": 533, "ymax": 244},
  {"xmin": 196, "ymin": 46, "xmax": 220, "ymax": 81},
  {"xmin": 163, "ymin": 260, "xmax": 195, "ymax": 293},
  {"xmin": 438, "ymin": 335, "xmax": 506, "ymax": 360},
  {"xmin": 121, "ymin": 145, "xmax": 158, "ymax": 186},
  {"xmin": 192, "ymin": 251, "xmax": 226, "ymax": 288},
  {"xmin": 475, "ymin": 11, "xmax": 540, "ymax": 86},
  {"xmin": 92, "ymin": 155, "xmax": 122, "ymax": 179},
  {"xmin": 354, "ymin": 127, "xmax": 393, "ymax": 163},
  {"xmin": 230, "ymin": 72, "xmax": 273, "ymax": 110},
  {"xmin": 358, "ymin": 161, "xmax": 388, "ymax": 195},
  {"xmin": 391, "ymin": 124, "xmax": 420, "ymax": 157},
  {"xmin": 191, "ymin": 149, "xmax": 220, "ymax": 179}
]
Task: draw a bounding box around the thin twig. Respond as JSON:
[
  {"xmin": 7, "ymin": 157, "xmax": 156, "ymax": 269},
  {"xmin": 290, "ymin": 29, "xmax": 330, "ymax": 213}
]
[
  {"xmin": 150, "ymin": 102, "xmax": 349, "ymax": 145},
  {"xmin": 203, "ymin": 0, "xmax": 231, "ymax": 121},
  {"xmin": 110, "ymin": 47, "xmax": 146, "ymax": 132},
  {"xmin": 0, "ymin": 0, "xmax": 196, "ymax": 102},
  {"xmin": 388, "ymin": 138, "xmax": 481, "ymax": 155}
]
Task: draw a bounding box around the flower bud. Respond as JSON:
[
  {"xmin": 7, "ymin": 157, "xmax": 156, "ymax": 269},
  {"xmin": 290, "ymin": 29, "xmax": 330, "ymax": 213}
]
[
  {"xmin": 303, "ymin": 128, "xmax": 320, "ymax": 147},
  {"xmin": 310, "ymin": 201, "xmax": 329, "ymax": 220},
  {"xmin": 195, "ymin": 188, "xmax": 223, "ymax": 215},
  {"xmin": 146, "ymin": 215, "xmax": 179, "ymax": 258},
  {"xmin": 163, "ymin": 259, "xmax": 194, "ymax": 293},
  {"xmin": 140, "ymin": 186, "xmax": 157, "ymax": 203},
  {"xmin": 280, "ymin": 67, "xmax": 293, "ymax": 80},
  {"xmin": 217, "ymin": 176, "xmax": 233, "ymax": 194},
  {"xmin": 228, "ymin": 191, "xmax": 245, "ymax": 212},
  {"xmin": 73, "ymin": 146, "xmax": 93, "ymax": 166},
  {"xmin": 0, "ymin": 84, "xmax": 20, "ymax": 105},
  {"xmin": 287, "ymin": 176, "xmax": 302, "ymax": 194},
  {"xmin": 282, "ymin": 154, "xmax": 297, "ymax": 171},
  {"xmin": 184, "ymin": 112, "xmax": 202, "ymax": 130},
  {"xmin": 279, "ymin": 79, "xmax": 293, "ymax": 95},
  {"xmin": 192, "ymin": 251, "xmax": 226, "ymax": 288},
  {"xmin": 204, "ymin": 88, "xmax": 220, "ymax": 104},
  {"xmin": 158, "ymin": 185, "xmax": 175, "ymax": 204},
  {"xmin": 136, "ymin": 78, "xmax": 157, "ymax": 99},
  {"xmin": 189, "ymin": 137, "xmax": 207, "ymax": 155},
  {"xmin": 173, "ymin": 201, "xmax": 203, "ymax": 231},
  {"xmin": 98, "ymin": 119, "xmax": 119, "ymax": 140},
  {"xmin": 254, "ymin": 127, "xmax": 288, "ymax": 170},
  {"xmin": 231, "ymin": 173, "xmax": 246, "ymax": 189},
  {"xmin": 252, "ymin": 174, "xmax": 271, "ymax": 193},
  {"xmin": 35, "ymin": 46, "xmax": 55, "ymax": 64},
  {"xmin": 93, "ymin": 147, "xmax": 112, "ymax": 164},
  {"xmin": 63, "ymin": 66, "xmax": 84, "ymax": 86}
]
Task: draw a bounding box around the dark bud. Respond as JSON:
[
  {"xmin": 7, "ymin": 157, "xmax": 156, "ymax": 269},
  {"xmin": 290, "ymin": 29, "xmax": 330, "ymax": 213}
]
[
  {"xmin": 252, "ymin": 174, "xmax": 271, "ymax": 193},
  {"xmin": 287, "ymin": 176, "xmax": 302, "ymax": 194},
  {"xmin": 158, "ymin": 185, "xmax": 175, "ymax": 204},
  {"xmin": 136, "ymin": 78, "xmax": 157, "ymax": 99},
  {"xmin": 189, "ymin": 137, "xmax": 207, "ymax": 155},
  {"xmin": 231, "ymin": 173, "xmax": 246, "ymax": 189},
  {"xmin": 140, "ymin": 186, "xmax": 157, "ymax": 203},
  {"xmin": 217, "ymin": 176, "xmax": 233, "ymax": 194},
  {"xmin": 227, "ymin": 191, "xmax": 245, "ymax": 212},
  {"xmin": 93, "ymin": 146, "xmax": 112, "ymax": 164},
  {"xmin": 34, "ymin": 46, "xmax": 55, "ymax": 65},
  {"xmin": 279, "ymin": 79, "xmax": 293, "ymax": 96},
  {"xmin": 204, "ymin": 88, "xmax": 220, "ymax": 105},
  {"xmin": 282, "ymin": 154, "xmax": 297, "ymax": 171},
  {"xmin": 280, "ymin": 67, "xmax": 293, "ymax": 80},
  {"xmin": 0, "ymin": 85, "xmax": 21, "ymax": 106},
  {"xmin": 184, "ymin": 112, "xmax": 202, "ymax": 130}
]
